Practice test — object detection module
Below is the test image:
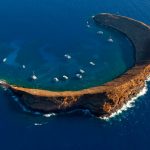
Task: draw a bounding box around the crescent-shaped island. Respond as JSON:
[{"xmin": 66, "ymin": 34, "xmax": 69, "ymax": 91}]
[{"xmin": 1, "ymin": 13, "xmax": 150, "ymax": 118}]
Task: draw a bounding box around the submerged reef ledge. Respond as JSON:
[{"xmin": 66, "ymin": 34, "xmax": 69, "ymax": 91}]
[{"xmin": 1, "ymin": 13, "xmax": 150, "ymax": 118}]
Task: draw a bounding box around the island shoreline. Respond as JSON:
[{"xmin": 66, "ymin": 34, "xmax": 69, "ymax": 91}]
[{"xmin": 1, "ymin": 13, "xmax": 150, "ymax": 118}]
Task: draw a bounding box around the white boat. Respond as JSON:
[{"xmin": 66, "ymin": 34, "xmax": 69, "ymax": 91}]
[
  {"xmin": 31, "ymin": 73, "xmax": 38, "ymax": 80},
  {"xmin": 79, "ymin": 69, "xmax": 85, "ymax": 74},
  {"xmin": 89, "ymin": 61, "xmax": 96, "ymax": 66},
  {"xmin": 76, "ymin": 74, "xmax": 83, "ymax": 79},
  {"xmin": 22, "ymin": 65, "xmax": 26, "ymax": 69},
  {"xmin": 2, "ymin": 58, "xmax": 7, "ymax": 63},
  {"xmin": 64, "ymin": 54, "xmax": 72, "ymax": 59},
  {"xmin": 63, "ymin": 75, "xmax": 69, "ymax": 80},
  {"xmin": 53, "ymin": 77, "xmax": 59, "ymax": 82},
  {"xmin": 108, "ymin": 37, "xmax": 114, "ymax": 43}
]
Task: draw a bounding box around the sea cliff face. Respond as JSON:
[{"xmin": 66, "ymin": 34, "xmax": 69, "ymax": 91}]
[
  {"xmin": 1, "ymin": 13, "xmax": 150, "ymax": 117},
  {"xmin": 7, "ymin": 64, "xmax": 150, "ymax": 117}
]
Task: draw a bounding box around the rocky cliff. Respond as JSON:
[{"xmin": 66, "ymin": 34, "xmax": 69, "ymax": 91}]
[{"xmin": 1, "ymin": 13, "xmax": 150, "ymax": 118}]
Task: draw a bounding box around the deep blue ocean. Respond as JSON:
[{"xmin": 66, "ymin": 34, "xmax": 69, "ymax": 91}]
[{"xmin": 0, "ymin": 0, "xmax": 150, "ymax": 150}]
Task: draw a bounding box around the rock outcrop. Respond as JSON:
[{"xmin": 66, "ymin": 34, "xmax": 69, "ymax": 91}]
[
  {"xmin": 1, "ymin": 13, "xmax": 150, "ymax": 117},
  {"xmin": 94, "ymin": 13, "xmax": 150, "ymax": 63}
]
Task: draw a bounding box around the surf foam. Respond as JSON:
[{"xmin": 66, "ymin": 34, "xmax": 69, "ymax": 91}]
[
  {"xmin": 100, "ymin": 76, "xmax": 150, "ymax": 121},
  {"xmin": 43, "ymin": 113, "xmax": 56, "ymax": 118}
]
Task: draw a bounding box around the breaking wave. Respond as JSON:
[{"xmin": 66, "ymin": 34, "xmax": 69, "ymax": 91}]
[
  {"xmin": 43, "ymin": 113, "xmax": 56, "ymax": 118},
  {"xmin": 100, "ymin": 76, "xmax": 150, "ymax": 121},
  {"xmin": 1, "ymin": 86, "xmax": 56, "ymax": 118},
  {"xmin": 1, "ymin": 76, "xmax": 150, "ymax": 121}
]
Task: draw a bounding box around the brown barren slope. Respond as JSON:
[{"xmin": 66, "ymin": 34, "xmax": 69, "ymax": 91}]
[{"xmin": 1, "ymin": 13, "xmax": 150, "ymax": 117}]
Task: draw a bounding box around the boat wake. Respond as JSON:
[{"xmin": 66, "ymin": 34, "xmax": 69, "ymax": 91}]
[
  {"xmin": 34, "ymin": 123, "xmax": 44, "ymax": 126},
  {"xmin": 100, "ymin": 76, "xmax": 150, "ymax": 121},
  {"xmin": 34, "ymin": 122, "xmax": 48, "ymax": 126}
]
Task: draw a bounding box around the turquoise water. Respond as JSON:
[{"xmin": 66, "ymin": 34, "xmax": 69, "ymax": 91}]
[
  {"xmin": 0, "ymin": 0, "xmax": 134, "ymax": 91},
  {"xmin": 1, "ymin": 0, "xmax": 150, "ymax": 150}
]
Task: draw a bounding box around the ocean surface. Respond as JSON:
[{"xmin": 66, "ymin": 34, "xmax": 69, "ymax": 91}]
[
  {"xmin": 0, "ymin": 0, "xmax": 135, "ymax": 91},
  {"xmin": 0, "ymin": 0, "xmax": 150, "ymax": 150}
]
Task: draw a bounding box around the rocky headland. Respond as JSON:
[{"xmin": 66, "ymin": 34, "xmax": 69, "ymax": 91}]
[{"xmin": 1, "ymin": 13, "xmax": 150, "ymax": 118}]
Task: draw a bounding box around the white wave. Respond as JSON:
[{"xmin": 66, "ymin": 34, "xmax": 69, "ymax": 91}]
[
  {"xmin": 12, "ymin": 95, "xmax": 19, "ymax": 102},
  {"xmin": 101, "ymin": 76, "xmax": 150, "ymax": 121},
  {"xmin": 2, "ymin": 87, "xmax": 8, "ymax": 91},
  {"xmin": 0, "ymin": 80, "xmax": 7, "ymax": 85},
  {"xmin": 43, "ymin": 113, "xmax": 56, "ymax": 118},
  {"xmin": 10, "ymin": 91, "xmax": 55, "ymax": 117},
  {"xmin": 146, "ymin": 75, "xmax": 150, "ymax": 82},
  {"xmin": 7, "ymin": 89, "xmax": 32, "ymax": 113}
]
